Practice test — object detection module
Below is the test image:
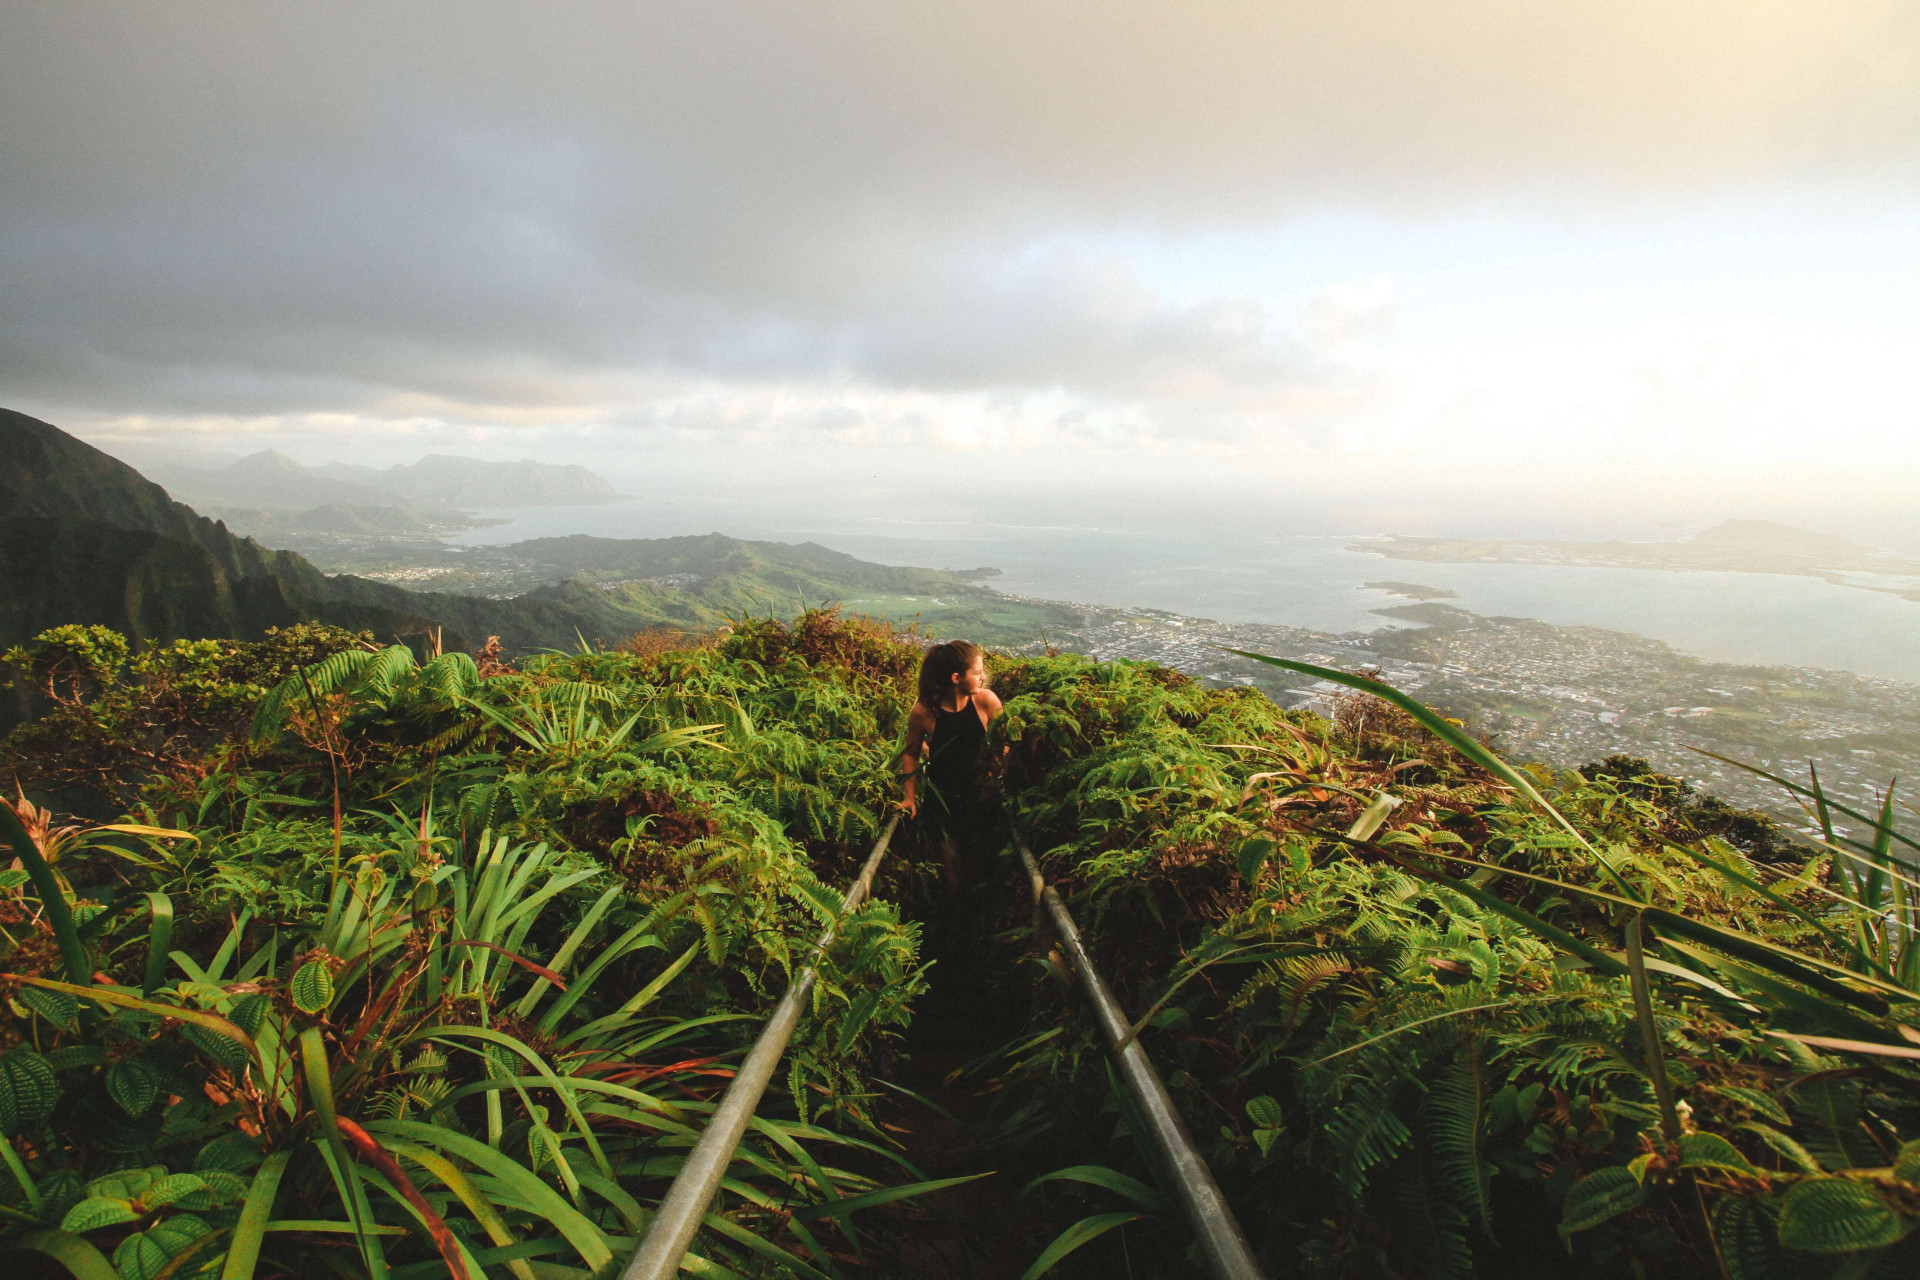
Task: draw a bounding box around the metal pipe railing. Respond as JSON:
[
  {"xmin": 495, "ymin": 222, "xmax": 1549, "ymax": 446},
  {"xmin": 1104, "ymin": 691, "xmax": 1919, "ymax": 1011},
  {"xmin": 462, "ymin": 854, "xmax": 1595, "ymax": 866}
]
[
  {"xmin": 1018, "ymin": 833, "xmax": 1266, "ymax": 1280},
  {"xmin": 619, "ymin": 813, "xmax": 901, "ymax": 1280}
]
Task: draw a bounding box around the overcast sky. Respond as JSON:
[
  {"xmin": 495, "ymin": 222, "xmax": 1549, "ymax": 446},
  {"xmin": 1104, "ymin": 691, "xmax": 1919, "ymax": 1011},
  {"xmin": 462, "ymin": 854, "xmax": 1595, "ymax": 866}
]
[{"xmin": 4, "ymin": 3, "xmax": 1918, "ymax": 532}]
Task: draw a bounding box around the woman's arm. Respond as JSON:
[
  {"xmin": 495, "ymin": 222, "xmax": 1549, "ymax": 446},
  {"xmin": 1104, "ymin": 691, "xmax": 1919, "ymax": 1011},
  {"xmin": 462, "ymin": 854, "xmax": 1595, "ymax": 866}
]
[
  {"xmin": 973, "ymin": 687, "xmax": 1004, "ymax": 723},
  {"xmin": 898, "ymin": 703, "xmax": 932, "ymax": 814}
]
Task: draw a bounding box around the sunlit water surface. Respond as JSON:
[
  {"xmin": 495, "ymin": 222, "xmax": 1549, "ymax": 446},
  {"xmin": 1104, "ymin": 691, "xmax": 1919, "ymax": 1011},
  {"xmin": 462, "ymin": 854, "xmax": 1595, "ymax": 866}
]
[{"xmin": 445, "ymin": 502, "xmax": 1920, "ymax": 684}]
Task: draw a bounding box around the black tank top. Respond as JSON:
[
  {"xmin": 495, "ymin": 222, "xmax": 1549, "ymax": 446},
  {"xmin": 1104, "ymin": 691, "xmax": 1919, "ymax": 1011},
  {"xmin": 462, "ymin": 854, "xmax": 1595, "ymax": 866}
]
[{"xmin": 924, "ymin": 698, "xmax": 987, "ymax": 803}]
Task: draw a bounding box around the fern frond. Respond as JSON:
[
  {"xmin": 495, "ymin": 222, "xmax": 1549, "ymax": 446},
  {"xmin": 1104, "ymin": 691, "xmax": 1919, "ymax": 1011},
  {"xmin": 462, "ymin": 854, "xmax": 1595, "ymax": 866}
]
[
  {"xmin": 1380, "ymin": 1148, "xmax": 1474, "ymax": 1280},
  {"xmin": 413, "ymin": 651, "xmax": 480, "ymax": 703},
  {"xmin": 249, "ymin": 675, "xmax": 303, "ymax": 741},
  {"xmin": 355, "ymin": 643, "xmax": 418, "ymax": 700},
  {"xmin": 1423, "ymin": 1040, "xmax": 1494, "ymax": 1237},
  {"xmin": 1326, "ymin": 1076, "xmax": 1413, "ymax": 1198},
  {"xmin": 302, "ymin": 647, "xmax": 380, "ymax": 697}
]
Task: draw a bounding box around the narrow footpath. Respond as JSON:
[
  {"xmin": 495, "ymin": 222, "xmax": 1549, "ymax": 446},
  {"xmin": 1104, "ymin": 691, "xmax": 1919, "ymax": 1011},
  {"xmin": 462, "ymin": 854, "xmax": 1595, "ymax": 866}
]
[{"xmin": 857, "ymin": 870, "xmax": 1058, "ymax": 1278}]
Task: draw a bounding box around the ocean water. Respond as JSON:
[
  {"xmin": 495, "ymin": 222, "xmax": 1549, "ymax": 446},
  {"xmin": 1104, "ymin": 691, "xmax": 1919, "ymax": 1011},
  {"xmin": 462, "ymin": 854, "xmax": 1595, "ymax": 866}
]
[{"xmin": 445, "ymin": 504, "xmax": 1920, "ymax": 684}]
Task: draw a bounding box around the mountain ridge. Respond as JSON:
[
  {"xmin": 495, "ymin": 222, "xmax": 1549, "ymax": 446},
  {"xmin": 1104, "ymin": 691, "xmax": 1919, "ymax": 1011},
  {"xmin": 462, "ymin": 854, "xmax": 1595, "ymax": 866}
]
[
  {"xmin": 152, "ymin": 448, "xmax": 621, "ymax": 515},
  {"xmin": 0, "ymin": 409, "xmax": 1027, "ymax": 677}
]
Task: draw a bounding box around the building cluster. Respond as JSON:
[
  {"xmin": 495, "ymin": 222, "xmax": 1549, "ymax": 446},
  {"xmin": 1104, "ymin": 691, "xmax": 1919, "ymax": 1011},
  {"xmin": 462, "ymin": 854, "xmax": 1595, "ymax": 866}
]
[{"xmin": 1006, "ymin": 598, "xmax": 1920, "ymax": 831}]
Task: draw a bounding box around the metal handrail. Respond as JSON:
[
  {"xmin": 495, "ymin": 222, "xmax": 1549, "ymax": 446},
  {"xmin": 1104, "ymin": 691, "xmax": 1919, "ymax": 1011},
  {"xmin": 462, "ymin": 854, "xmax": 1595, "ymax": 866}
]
[
  {"xmin": 1017, "ymin": 833, "xmax": 1267, "ymax": 1280},
  {"xmin": 619, "ymin": 813, "xmax": 902, "ymax": 1280}
]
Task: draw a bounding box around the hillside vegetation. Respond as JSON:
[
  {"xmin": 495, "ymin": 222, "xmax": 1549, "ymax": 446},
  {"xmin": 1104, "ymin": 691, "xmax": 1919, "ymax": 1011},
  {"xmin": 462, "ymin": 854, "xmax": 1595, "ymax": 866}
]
[{"xmin": 2, "ymin": 612, "xmax": 1917, "ymax": 1280}]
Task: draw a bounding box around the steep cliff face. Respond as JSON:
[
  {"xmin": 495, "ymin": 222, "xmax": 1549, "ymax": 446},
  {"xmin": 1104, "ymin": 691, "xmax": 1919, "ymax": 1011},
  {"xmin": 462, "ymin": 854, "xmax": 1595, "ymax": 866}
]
[{"xmin": 0, "ymin": 409, "xmax": 457, "ymax": 651}]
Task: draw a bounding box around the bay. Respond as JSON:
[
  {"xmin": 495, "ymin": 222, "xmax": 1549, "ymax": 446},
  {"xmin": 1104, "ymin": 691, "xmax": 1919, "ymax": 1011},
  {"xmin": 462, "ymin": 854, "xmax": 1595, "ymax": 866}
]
[{"xmin": 445, "ymin": 504, "xmax": 1920, "ymax": 684}]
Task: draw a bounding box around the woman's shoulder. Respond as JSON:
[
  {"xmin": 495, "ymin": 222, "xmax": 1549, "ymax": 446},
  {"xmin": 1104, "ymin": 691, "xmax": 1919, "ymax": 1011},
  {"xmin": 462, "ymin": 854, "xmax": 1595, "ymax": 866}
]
[{"xmin": 971, "ymin": 687, "xmax": 1003, "ymax": 717}]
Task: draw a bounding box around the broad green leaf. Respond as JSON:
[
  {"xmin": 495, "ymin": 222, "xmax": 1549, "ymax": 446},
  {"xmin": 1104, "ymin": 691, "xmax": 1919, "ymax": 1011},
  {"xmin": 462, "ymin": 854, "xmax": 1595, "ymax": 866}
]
[
  {"xmin": 1712, "ymin": 1196, "xmax": 1779, "ymax": 1280},
  {"xmin": 290, "ymin": 961, "xmax": 334, "ymax": 1013},
  {"xmin": 1236, "ymin": 836, "xmax": 1275, "ymax": 885},
  {"xmin": 185, "ymin": 1169, "xmax": 249, "ymax": 1206},
  {"xmin": 14, "ymin": 979, "xmax": 255, "ymax": 1064},
  {"xmin": 85, "ymin": 1174, "xmax": 135, "ymax": 1200},
  {"xmin": 1246, "ymin": 1095, "xmax": 1283, "ymax": 1130},
  {"xmin": 183, "ymin": 1022, "xmax": 252, "ymax": 1072},
  {"xmin": 1677, "ymin": 1133, "xmax": 1756, "ymax": 1175},
  {"xmin": 228, "ymin": 992, "xmax": 271, "ymax": 1035},
  {"xmin": 104, "ymin": 1059, "xmax": 159, "ymax": 1118},
  {"xmin": 60, "ymin": 1196, "xmax": 140, "ymax": 1233},
  {"xmin": 137, "ymin": 1173, "xmax": 208, "ymax": 1210},
  {"xmin": 1559, "ymin": 1166, "xmax": 1647, "ymax": 1235},
  {"xmin": 112, "ymin": 1231, "xmax": 170, "ymax": 1280},
  {"xmin": 42, "ymin": 1046, "xmax": 105, "ymax": 1072},
  {"xmin": 148, "ymin": 1214, "xmax": 212, "ymax": 1253},
  {"xmin": 1894, "ymin": 1138, "xmax": 1920, "ymax": 1186},
  {"xmin": 195, "ymin": 1134, "xmax": 262, "ymax": 1175},
  {"xmin": 1713, "ymin": 1085, "xmax": 1790, "ymax": 1127},
  {"xmin": 1775, "ymin": 1178, "xmax": 1902, "ymax": 1253},
  {"xmin": 20, "ymin": 985, "xmax": 80, "ymax": 1031},
  {"xmin": 0, "ymin": 1047, "xmax": 58, "ymax": 1134},
  {"xmin": 1735, "ymin": 1122, "xmax": 1823, "ymax": 1175}
]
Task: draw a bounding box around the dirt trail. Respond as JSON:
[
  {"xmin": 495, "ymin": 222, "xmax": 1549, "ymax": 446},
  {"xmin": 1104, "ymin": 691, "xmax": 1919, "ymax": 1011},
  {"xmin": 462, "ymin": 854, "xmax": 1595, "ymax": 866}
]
[{"xmin": 859, "ymin": 873, "xmax": 1054, "ymax": 1278}]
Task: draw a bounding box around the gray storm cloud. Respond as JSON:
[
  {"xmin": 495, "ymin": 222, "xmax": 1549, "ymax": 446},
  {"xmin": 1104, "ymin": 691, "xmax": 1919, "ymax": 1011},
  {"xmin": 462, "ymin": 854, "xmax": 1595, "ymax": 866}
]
[{"xmin": 2, "ymin": 1, "xmax": 1915, "ymax": 436}]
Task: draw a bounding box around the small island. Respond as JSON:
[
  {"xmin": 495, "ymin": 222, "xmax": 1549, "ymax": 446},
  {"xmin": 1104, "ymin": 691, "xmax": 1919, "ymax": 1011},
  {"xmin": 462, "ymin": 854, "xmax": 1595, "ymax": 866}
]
[
  {"xmin": 1352, "ymin": 520, "xmax": 1920, "ymax": 602},
  {"xmin": 1362, "ymin": 580, "xmax": 1461, "ymax": 601}
]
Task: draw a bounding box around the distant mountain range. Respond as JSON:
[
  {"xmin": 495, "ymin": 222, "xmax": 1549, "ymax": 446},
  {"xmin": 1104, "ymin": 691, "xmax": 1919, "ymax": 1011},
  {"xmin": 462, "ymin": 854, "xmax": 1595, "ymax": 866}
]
[
  {"xmin": 151, "ymin": 449, "xmax": 619, "ymax": 516},
  {"xmin": 0, "ymin": 409, "xmax": 1015, "ymax": 690},
  {"xmin": 320, "ymin": 454, "xmax": 620, "ymax": 506},
  {"xmin": 1353, "ymin": 520, "xmax": 1920, "ymax": 601}
]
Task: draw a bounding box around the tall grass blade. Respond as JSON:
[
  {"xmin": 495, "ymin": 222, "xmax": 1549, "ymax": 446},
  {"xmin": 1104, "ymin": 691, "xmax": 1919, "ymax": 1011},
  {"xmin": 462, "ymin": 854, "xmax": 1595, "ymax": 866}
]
[
  {"xmin": 15, "ymin": 1229, "xmax": 120, "ymax": 1280},
  {"xmin": 0, "ymin": 802, "xmax": 90, "ymax": 984},
  {"xmin": 1226, "ymin": 652, "xmax": 1642, "ymax": 899},
  {"xmin": 141, "ymin": 892, "xmax": 173, "ymax": 996},
  {"xmin": 219, "ymin": 1150, "xmax": 290, "ymax": 1280},
  {"xmin": 1019, "ymin": 1213, "xmax": 1143, "ymax": 1280}
]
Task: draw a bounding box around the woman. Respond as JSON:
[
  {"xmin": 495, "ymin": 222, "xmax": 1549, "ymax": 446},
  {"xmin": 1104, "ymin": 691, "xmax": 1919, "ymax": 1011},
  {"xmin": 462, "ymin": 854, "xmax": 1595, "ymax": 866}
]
[{"xmin": 899, "ymin": 640, "xmax": 1003, "ymax": 889}]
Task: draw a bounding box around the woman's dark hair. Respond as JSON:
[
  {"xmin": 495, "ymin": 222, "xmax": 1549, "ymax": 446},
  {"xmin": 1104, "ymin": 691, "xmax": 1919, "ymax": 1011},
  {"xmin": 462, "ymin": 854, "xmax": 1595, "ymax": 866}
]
[{"xmin": 916, "ymin": 640, "xmax": 983, "ymax": 710}]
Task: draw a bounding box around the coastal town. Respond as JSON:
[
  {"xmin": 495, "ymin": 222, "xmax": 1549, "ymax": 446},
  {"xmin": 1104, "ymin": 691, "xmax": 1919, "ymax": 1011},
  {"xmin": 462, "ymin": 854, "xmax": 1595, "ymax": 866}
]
[{"xmin": 1011, "ymin": 594, "xmax": 1919, "ymax": 832}]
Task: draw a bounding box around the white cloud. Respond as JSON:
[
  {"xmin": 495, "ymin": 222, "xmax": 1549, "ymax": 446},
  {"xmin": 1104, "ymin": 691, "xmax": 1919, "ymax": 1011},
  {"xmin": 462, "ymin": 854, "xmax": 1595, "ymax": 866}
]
[
  {"xmin": 4, "ymin": 2, "xmax": 1918, "ymax": 478},
  {"xmin": 1372, "ymin": 317, "xmax": 1920, "ymax": 465}
]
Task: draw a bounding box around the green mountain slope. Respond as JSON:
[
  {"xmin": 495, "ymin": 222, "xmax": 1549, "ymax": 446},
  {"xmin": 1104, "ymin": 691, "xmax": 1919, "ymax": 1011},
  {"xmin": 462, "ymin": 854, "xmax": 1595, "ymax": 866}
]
[
  {"xmin": 0, "ymin": 409, "xmax": 453, "ymax": 650},
  {"xmin": 1, "ymin": 409, "xmax": 1068, "ymax": 662}
]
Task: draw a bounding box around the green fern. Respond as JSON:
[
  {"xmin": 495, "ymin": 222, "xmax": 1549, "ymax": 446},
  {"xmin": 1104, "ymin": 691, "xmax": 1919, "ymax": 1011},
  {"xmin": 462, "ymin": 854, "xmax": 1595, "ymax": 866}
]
[
  {"xmin": 1379, "ymin": 1148, "xmax": 1474, "ymax": 1280},
  {"xmin": 1423, "ymin": 1040, "xmax": 1494, "ymax": 1237}
]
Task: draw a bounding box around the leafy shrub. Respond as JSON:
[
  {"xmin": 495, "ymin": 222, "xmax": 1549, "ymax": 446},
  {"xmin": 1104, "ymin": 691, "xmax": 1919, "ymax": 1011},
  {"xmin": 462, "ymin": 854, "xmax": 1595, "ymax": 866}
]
[
  {"xmin": 1, "ymin": 611, "xmax": 939, "ymax": 1278},
  {"xmin": 979, "ymin": 653, "xmax": 1920, "ymax": 1278}
]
